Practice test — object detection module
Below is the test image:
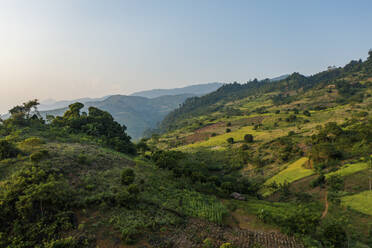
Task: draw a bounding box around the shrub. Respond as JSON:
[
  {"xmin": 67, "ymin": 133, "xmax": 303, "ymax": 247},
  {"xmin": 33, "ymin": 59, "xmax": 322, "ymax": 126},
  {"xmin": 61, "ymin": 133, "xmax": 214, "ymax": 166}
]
[
  {"xmin": 0, "ymin": 140, "xmax": 19, "ymax": 160},
  {"xmin": 30, "ymin": 150, "xmax": 49, "ymax": 162},
  {"xmin": 121, "ymin": 168, "xmax": 135, "ymax": 185},
  {"xmin": 311, "ymin": 174, "xmax": 326, "ymax": 188},
  {"xmin": 20, "ymin": 137, "xmax": 44, "ymax": 147},
  {"xmin": 288, "ymin": 131, "xmax": 295, "ymax": 136},
  {"xmin": 226, "ymin": 138, "xmax": 234, "ymax": 144},
  {"xmin": 226, "ymin": 128, "xmax": 231, "ymax": 133},
  {"xmin": 76, "ymin": 153, "xmax": 88, "ymax": 164},
  {"xmin": 327, "ymin": 175, "xmax": 344, "ymax": 191},
  {"xmin": 244, "ymin": 134, "xmax": 253, "ymax": 143},
  {"xmin": 303, "ymin": 110, "xmax": 311, "ymax": 116},
  {"xmin": 127, "ymin": 183, "xmax": 140, "ymax": 196}
]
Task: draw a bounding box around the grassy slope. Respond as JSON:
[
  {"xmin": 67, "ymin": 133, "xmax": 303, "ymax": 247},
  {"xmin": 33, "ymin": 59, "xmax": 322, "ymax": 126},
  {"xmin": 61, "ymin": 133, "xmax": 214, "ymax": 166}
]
[
  {"xmin": 325, "ymin": 162, "xmax": 369, "ymax": 179},
  {"xmin": 341, "ymin": 191, "xmax": 372, "ymax": 215},
  {"xmin": 261, "ymin": 157, "xmax": 314, "ymax": 196}
]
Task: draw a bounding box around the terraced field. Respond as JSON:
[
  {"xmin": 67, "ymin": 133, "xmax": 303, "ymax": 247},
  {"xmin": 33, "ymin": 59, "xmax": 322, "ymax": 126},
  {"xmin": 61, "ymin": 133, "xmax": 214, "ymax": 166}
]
[
  {"xmin": 179, "ymin": 124, "xmax": 289, "ymax": 150},
  {"xmin": 262, "ymin": 157, "xmax": 314, "ymax": 196},
  {"xmin": 326, "ymin": 162, "xmax": 369, "ymax": 179},
  {"xmin": 341, "ymin": 191, "xmax": 372, "ymax": 215}
]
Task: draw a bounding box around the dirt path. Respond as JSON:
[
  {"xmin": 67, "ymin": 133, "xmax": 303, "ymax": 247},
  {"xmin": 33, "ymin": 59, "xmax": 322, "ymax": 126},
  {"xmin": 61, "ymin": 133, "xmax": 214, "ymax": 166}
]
[{"xmin": 321, "ymin": 191, "xmax": 329, "ymax": 219}]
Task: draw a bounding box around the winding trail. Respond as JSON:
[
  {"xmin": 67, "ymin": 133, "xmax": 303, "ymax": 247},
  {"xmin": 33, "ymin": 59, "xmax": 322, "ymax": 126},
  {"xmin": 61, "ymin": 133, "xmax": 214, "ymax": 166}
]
[{"xmin": 321, "ymin": 191, "xmax": 329, "ymax": 219}]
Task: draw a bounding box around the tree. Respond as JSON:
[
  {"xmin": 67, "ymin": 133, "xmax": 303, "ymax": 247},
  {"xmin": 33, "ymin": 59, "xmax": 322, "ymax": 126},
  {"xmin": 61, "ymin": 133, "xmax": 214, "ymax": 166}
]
[
  {"xmin": 23, "ymin": 99, "xmax": 40, "ymax": 119},
  {"xmin": 9, "ymin": 99, "xmax": 40, "ymax": 119},
  {"xmin": 0, "ymin": 140, "xmax": 19, "ymax": 160},
  {"xmin": 327, "ymin": 175, "xmax": 344, "ymax": 192},
  {"xmin": 136, "ymin": 140, "xmax": 149, "ymax": 154},
  {"xmin": 226, "ymin": 137, "xmax": 234, "ymax": 144},
  {"xmin": 303, "ymin": 110, "xmax": 311, "ymax": 117},
  {"xmin": 244, "ymin": 134, "xmax": 253, "ymax": 143},
  {"xmin": 121, "ymin": 168, "xmax": 135, "ymax": 185}
]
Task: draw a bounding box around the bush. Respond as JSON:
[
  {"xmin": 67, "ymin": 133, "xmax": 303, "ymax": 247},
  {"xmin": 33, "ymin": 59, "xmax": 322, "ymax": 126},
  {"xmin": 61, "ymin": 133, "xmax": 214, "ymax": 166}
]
[
  {"xmin": 226, "ymin": 128, "xmax": 231, "ymax": 133},
  {"xmin": 244, "ymin": 134, "xmax": 253, "ymax": 143},
  {"xmin": 0, "ymin": 140, "xmax": 19, "ymax": 160},
  {"xmin": 76, "ymin": 153, "xmax": 89, "ymax": 164},
  {"xmin": 121, "ymin": 168, "xmax": 135, "ymax": 185},
  {"xmin": 311, "ymin": 174, "xmax": 326, "ymax": 188},
  {"xmin": 303, "ymin": 110, "xmax": 311, "ymax": 116},
  {"xmin": 226, "ymin": 138, "xmax": 234, "ymax": 144},
  {"xmin": 30, "ymin": 150, "xmax": 49, "ymax": 162},
  {"xmin": 20, "ymin": 137, "xmax": 44, "ymax": 147},
  {"xmin": 327, "ymin": 175, "xmax": 344, "ymax": 191}
]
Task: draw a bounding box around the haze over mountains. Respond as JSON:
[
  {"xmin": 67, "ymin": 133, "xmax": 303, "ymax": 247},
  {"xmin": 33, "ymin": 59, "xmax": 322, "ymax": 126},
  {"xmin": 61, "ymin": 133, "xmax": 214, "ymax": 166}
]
[
  {"xmin": 130, "ymin": 82, "xmax": 223, "ymax": 98},
  {"xmin": 38, "ymin": 83, "xmax": 223, "ymax": 139}
]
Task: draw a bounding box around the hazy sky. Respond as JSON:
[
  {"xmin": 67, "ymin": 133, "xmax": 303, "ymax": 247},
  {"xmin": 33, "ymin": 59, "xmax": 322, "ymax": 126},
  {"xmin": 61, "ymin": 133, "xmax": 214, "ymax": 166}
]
[{"xmin": 1, "ymin": 0, "xmax": 372, "ymax": 113}]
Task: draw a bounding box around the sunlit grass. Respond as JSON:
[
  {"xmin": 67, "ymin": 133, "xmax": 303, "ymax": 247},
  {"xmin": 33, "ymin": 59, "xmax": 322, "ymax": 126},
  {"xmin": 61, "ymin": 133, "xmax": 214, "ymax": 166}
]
[
  {"xmin": 341, "ymin": 191, "xmax": 372, "ymax": 216},
  {"xmin": 179, "ymin": 125, "xmax": 287, "ymax": 150},
  {"xmin": 261, "ymin": 157, "xmax": 313, "ymax": 196},
  {"xmin": 326, "ymin": 162, "xmax": 369, "ymax": 179}
]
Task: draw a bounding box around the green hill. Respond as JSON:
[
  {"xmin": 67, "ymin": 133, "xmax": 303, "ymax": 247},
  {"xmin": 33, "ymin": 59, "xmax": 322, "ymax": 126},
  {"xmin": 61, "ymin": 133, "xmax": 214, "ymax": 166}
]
[{"xmin": 146, "ymin": 50, "xmax": 372, "ymax": 247}]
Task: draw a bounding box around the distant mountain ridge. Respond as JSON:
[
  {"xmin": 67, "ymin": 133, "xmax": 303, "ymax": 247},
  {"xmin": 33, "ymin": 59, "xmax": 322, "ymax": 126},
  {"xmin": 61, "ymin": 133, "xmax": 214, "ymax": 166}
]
[
  {"xmin": 39, "ymin": 83, "xmax": 224, "ymax": 139},
  {"xmin": 130, "ymin": 82, "xmax": 223, "ymax": 98},
  {"xmin": 39, "ymin": 96, "xmax": 111, "ymax": 111},
  {"xmin": 41, "ymin": 93, "xmax": 196, "ymax": 140}
]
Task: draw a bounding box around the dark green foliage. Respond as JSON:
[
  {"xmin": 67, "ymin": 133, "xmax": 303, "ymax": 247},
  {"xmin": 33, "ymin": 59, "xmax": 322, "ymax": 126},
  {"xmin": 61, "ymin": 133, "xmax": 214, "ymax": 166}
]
[
  {"xmin": 285, "ymin": 114, "xmax": 297, "ymax": 122},
  {"xmin": 136, "ymin": 139, "xmax": 149, "ymax": 154},
  {"xmin": 244, "ymin": 134, "xmax": 253, "ymax": 143},
  {"xmin": 311, "ymin": 174, "xmax": 326, "ymax": 188},
  {"xmin": 327, "ymin": 175, "xmax": 344, "ymax": 191},
  {"xmin": 226, "ymin": 137, "xmax": 234, "ymax": 144},
  {"xmin": 0, "ymin": 140, "xmax": 19, "ymax": 160},
  {"xmin": 258, "ymin": 205, "xmax": 319, "ymax": 235},
  {"xmin": 316, "ymin": 219, "xmax": 348, "ymax": 248},
  {"xmin": 30, "ymin": 149, "xmax": 49, "ymax": 162},
  {"xmin": 310, "ymin": 120, "xmax": 372, "ymax": 167},
  {"xmin": 303, "ymin": 110, "xmax": 311, "ymax": 116},
  {"xmin": 226, "ymin": 128, "xmax": 231, "ymax": 133},
  {"xmin": 121, "ymin": 168, "xmax": 135, "ymax": 185},
  {"xmin": 152, "ymin": 149, "xmax": 259, "ymax": 197},
  {"xmin": 52, "ymin": 103, "xmax": 136, "ymax": 154},
  {"xmin": 0, "ymin": 164, "xmax": 75, "ymax": 247}
]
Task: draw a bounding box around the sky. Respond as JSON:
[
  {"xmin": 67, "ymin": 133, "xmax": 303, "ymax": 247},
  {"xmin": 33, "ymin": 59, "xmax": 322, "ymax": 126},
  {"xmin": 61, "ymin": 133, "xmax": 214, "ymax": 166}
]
[{"xmin": 1, "ymin": 0, "xmax": 372, "ymax": 114}]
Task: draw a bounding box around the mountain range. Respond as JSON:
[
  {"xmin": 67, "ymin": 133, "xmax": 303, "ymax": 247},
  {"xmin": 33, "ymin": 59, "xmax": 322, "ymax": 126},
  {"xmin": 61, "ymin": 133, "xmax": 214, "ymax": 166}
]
[{"xmin": 40, "ymin": 83, "xmax": 224, "ymax": 139}]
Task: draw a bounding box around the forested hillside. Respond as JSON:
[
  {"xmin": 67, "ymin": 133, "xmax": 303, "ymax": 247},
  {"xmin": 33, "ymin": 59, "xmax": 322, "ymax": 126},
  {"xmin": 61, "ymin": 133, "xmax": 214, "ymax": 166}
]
[{"xmin": 161, "ymin": 51, "xmax": 372, "ymax": 132}]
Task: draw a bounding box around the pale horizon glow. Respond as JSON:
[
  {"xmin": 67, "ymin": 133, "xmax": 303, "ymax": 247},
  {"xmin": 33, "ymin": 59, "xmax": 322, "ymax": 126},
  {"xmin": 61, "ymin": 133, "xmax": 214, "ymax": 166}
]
[{"xmin": 1, "ymin": 0, "xmax": 372, "ymax": 114}]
